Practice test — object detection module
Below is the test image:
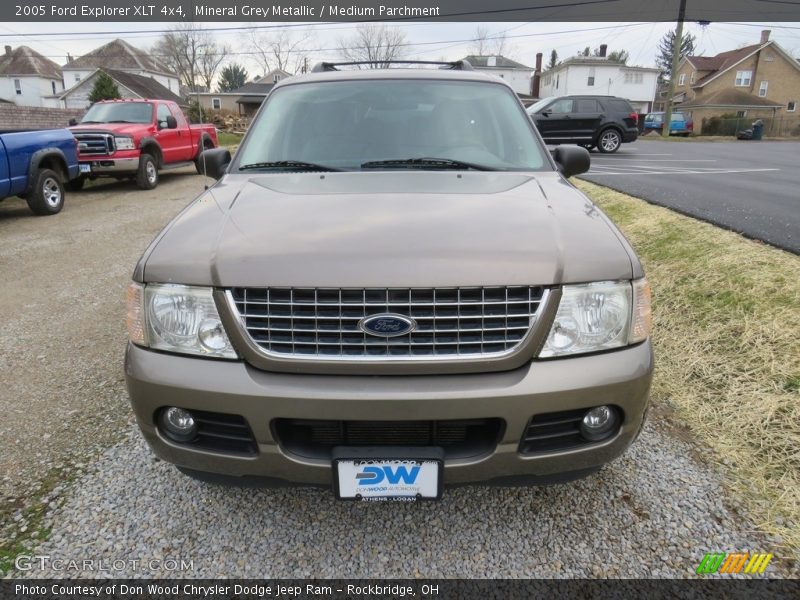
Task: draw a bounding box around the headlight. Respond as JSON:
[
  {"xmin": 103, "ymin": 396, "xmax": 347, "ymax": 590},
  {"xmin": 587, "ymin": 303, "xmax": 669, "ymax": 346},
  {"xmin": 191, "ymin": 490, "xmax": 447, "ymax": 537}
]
[
  {"xmin": 539, "ymin": 279, "xmax": 650, "ymax": 358},
  {"xmin": 125, "ymin": 282, "xmax": 237, "ymax": 359},
  {"xmin": 114, "ymin": 136, "xmax": 135, "ymax": 151}
]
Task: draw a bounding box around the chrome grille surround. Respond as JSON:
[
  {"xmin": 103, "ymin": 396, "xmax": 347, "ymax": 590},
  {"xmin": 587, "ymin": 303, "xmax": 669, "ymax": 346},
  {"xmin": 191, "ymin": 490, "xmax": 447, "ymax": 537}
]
[
  {"xmin": 73, "ymin": 132, "xmax": 115, "ymax": 156},
  {"xmin": 226, "ymin": 286, "xmax": 549, "ymax": 362}
]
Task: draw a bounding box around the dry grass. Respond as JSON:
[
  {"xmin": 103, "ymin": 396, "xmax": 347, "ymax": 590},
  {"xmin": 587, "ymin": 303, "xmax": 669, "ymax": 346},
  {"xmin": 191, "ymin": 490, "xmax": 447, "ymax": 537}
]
[{"xmin": 576, "ymin": 180, "xmax": 800, "ymax": 555}]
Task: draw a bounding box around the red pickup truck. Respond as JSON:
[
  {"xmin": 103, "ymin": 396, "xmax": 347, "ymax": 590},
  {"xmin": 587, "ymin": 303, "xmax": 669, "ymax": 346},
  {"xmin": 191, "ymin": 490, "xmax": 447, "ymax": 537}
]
[{"xmin": 69, "ymin": 99, "xmax": 218, "ymax": 190}]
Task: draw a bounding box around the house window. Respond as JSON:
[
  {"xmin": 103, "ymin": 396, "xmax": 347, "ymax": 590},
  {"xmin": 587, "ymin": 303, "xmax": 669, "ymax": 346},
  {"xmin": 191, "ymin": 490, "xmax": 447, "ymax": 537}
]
[
  {"xmin": 14, "ymin": 79, "xmax": 21, "ymax": 95},
  {"xmin": 273, "ymin": 74, "xmax": 281, "ymax": 83},
  {"xmin": 690, "ymin": 72, "xmax": 695, "ymax": 84},
  {"xmin": 587, "ymin": 67, "xmax": 595, "ymax": 87},
  {"xmin": 788, "ymin": 101, "xmax": 797, "ymax": 112},
  {"xmin": 736, "ymin": 110, "xmax": 747, "ymax": 118},
  {"xmin": 678, "ymin": 73, "xmax": 686, "ymax": 85},
  {"xmin": 634, "ymin": 73, "xmax": 643, "ymax": 84},
  {"xmin": 556, "ymin": 74, "xmax": 559, "ymax": 89},
  {"xmin": 51, "ymin": 81, "xmax": 56, "ymax": 94},
  {"xmin": 75, "ymin": 74, "xmax": 81, "ymax": 82},
  {"xmin": 759, "ymin": 81, "xmax": 768, "ymax": 97},
  {"xmin": 212, "ymin": 97, "xmax": 221, "ymax": 110},
  {"xmin": 735, "ymin": 70, "xmax": 752, "ymax": 86}
]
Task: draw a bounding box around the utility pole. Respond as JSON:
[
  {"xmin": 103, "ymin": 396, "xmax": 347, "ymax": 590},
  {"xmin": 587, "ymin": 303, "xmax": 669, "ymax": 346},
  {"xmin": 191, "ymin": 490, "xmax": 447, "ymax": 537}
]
[{"xmin": 663, "ymin": 0, "xmax": 688, "ymax": 138}]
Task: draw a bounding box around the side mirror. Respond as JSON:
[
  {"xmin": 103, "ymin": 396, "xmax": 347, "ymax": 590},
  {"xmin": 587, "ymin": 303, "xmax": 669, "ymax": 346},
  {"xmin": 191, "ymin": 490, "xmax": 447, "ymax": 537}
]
[
  {"xmin": 553, "ymin": 145, "xmax": 590, "ymax": 178},
  {"xmin": 166, "ymin": 115, "xmax": 178, "ymax": 129},
  {"xmin": 68, "ymin": 118, "xmax": 78, "ymax": 126},
  {"xmin": 197, "ymin": 148, "xmax": 231, "ymax": 179},
  {"xmin": 540, "ymin": 110, "xmax": 551, "ymax": 118}
]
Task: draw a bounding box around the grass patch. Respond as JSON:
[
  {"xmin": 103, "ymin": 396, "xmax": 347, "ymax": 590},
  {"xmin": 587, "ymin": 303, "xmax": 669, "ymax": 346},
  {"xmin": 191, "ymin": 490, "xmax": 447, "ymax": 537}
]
[
  {"xmin": 217, "ymin": 132, "xmax": 243, "ymax": 148},
  {"xmin": 576, "ymin": 180, "xmax": 800, "ymax": 554}
]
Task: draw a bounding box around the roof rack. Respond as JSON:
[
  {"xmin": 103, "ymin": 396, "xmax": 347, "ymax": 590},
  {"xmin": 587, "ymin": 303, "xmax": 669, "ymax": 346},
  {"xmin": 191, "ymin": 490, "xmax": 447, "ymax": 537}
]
[{"xmin": 310, "ymin": 60, "xmax": 473, "ymax": 73}]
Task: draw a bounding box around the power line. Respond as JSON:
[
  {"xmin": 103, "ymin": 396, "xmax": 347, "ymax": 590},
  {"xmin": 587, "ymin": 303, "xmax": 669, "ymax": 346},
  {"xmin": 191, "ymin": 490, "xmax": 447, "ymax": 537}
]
[{"xmin": 26, "ymin": 23, "xmax": 656, "ymax": 61}]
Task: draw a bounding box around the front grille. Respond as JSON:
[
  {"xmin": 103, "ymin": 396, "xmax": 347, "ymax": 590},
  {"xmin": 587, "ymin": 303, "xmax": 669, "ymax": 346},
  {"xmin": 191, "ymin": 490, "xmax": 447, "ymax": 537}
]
[
  {"xmin": 73, "ymin": 132, "xmax": 115, "ymax": 156},
  {"xmin": 230, "ymin": 286, "xmax": 545, "ymax": 359},
  {"xmin": 159, "ymin": 409, "xmax": 257, "ymax": 456},
  {"xmin": 273, "ymin": 418, "xmax": 504, "ymax": 460}
]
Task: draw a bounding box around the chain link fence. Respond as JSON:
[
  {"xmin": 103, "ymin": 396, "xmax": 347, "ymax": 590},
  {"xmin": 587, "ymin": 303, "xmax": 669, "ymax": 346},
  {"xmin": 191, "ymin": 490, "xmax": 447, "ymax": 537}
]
[{"xmin": 700, "ymin": 114, "xmax": 800, "ymax": 137}]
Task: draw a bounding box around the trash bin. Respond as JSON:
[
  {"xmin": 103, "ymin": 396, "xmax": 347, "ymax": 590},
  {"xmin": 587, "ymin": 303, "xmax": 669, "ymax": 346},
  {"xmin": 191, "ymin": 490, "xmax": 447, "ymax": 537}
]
[{"xmin": 752, "ymin": 119, "xmax": 764, "ymax": 140}]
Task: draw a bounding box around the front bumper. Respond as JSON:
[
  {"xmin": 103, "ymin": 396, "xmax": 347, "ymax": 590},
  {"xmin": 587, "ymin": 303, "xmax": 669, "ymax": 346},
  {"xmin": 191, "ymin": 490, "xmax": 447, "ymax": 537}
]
[
  {"xmin": 79, "ymin": 156, "xmax": 139, "ymax": 175},
  {"xmin": 125, "ymin": 341, "xmax": 653, "ymax": 486}
]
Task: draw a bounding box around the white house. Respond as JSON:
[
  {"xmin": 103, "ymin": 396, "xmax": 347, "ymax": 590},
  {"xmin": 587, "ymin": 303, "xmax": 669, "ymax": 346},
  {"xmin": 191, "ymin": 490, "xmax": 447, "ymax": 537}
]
[
  {"xmin": 0, "ymin": 45, "xmax": 64, "ymax": 108},
  {"xmin": 62, "ymin": 39, "xmax": 179, "ymax": 94},
  {"xmin": 462, "ymin": 55, "xmax": 533, "ymax": 96},
  {"xmin": 539, "ymin": 56, "xmax": 660, "ymax": 113}
]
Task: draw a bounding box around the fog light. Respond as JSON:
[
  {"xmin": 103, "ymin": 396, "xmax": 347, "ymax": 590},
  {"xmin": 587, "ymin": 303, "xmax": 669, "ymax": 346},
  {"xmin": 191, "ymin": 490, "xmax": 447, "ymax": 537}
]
[
  {"xmin": 580, "ymin": 406, "xmax": 618, "ymax": 441},
  {"xmin": 160, "ymin": 407, "xmax": 197, "ymax": 442}
]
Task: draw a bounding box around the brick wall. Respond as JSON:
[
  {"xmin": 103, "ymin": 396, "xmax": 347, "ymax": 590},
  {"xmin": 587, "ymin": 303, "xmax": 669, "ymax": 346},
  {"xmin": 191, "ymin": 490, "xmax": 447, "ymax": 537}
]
[{"xmin": 0, "ymin": 105, "xmax": 85, "ymax": 130}]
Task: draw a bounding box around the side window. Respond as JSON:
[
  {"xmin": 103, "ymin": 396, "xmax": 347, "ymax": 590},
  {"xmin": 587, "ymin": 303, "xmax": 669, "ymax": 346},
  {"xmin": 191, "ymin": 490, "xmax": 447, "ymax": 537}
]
[
  {"xmin": 157, "ymin": 103, "xmax": 171, "ymax": 126},
  {"xmin": 548, "ymin": 98, "xmax": 574, "ymax": 113},
  {"xmin": 169, "ymin": 104, "xmax": 187, "ymax": 128},
  {"xmin": 575, "ymin": 99, "xmax": 599, "ymax": 113}
]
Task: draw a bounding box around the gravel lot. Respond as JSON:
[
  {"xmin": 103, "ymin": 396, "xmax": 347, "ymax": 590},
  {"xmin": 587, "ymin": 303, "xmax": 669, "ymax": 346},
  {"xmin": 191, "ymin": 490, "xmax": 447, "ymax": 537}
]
[
  {"xmin": 15, "ymin": 417, "xmax": 793, "ymax": 578},
  {"xmin": 1, "ymin": 168, "xmax": 794, "ymax": 578}
]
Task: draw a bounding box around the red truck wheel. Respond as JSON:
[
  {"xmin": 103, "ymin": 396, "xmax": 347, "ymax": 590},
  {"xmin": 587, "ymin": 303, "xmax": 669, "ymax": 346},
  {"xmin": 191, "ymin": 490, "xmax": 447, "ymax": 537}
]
[{"xmin": 136, "ymin": 153, "xmax": 159, "ymax": 190}]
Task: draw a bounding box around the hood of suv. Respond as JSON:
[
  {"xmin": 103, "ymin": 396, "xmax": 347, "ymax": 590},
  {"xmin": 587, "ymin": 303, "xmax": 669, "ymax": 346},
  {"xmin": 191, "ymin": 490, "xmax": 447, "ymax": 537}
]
[{"xmin": 139, "ymin": 171, "xmax": 634, "ymax": 287}]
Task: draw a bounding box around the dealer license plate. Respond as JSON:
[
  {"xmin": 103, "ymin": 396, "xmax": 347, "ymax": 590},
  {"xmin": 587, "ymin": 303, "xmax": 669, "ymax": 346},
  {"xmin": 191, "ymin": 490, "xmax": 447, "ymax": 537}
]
[{"xmin": 333, "ymin": 448, "xmax": 443, "ymax": 501}]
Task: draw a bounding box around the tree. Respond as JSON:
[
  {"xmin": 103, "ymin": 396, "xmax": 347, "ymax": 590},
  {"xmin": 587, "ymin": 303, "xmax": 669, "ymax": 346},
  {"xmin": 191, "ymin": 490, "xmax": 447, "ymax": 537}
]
[
  {"xmin": 88, "ymin": 72, "xmax": 120, "ymax": 103},
  {"xmin": 607, "ymin": 50, "xmax": 630, "ymax": 65},
  {"xmin": 338, "ymin": 24, "xmax": 407, "ymax": 69},
  {"xmin": 217, "ymin": 63, "xmax": 248, "ymax": 92},
  {"xmin": 248, "ymin": 29, "xmax": 311, "ymax": 76},
  {"xmin": 547, "ymin": 49, "xmax": 558, "ymax": 70},
  {"xmin": 656, "ymin": 30, "xmax": 696, "ymax": 78},
  {"xmin": 469, "ymin": 26, "xmax": 511, "ymax": 57},
  {"xmin": 153, "ymin": 24, "xmax": 229, "ymax": 92}
]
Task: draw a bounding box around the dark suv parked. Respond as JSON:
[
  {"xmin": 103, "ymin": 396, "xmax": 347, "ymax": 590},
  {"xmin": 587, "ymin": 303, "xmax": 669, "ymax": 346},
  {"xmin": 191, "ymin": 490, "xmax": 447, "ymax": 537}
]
[{"xmin": 526, "ymin": 95, "xmax": 639, "ymax": 153}]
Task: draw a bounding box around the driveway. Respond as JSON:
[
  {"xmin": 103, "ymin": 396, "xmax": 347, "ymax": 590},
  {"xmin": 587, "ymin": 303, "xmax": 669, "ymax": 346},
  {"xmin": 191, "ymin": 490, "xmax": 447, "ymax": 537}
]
[
  {"xmin": 1, "ymin": 168, "xmax": 792, "ymax": 578},
  {"xmin": 579, "ymin": 139, "xmax": 800, "ymax": 254}
]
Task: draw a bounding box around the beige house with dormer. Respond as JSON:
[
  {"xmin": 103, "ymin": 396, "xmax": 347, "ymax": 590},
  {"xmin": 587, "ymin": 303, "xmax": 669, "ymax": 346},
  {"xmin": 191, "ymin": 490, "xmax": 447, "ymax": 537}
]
[{"xmin": 670, "ymin": 30, "xmax": 800, "ymax": 134}]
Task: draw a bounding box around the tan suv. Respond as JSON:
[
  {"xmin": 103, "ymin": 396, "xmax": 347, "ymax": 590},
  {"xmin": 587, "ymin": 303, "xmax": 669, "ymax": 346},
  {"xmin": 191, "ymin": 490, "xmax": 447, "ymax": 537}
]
[{"xmin": 125, "ymin": 61, "xmax": 653, "ymax": 501}]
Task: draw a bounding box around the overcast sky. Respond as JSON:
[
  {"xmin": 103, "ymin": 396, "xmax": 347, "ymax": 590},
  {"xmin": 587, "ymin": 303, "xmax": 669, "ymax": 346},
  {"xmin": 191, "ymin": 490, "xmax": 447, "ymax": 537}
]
[{"xmin": 1, "ymin": 21, "xmax": 798, "ymax": 78}]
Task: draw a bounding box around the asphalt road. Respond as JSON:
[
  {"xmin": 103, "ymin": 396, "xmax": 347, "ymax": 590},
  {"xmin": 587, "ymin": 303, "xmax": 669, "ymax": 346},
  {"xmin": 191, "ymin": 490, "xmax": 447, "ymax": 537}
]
[{"xmin": 579, "ymin": 139, "xmax": 800, "ymax": 254}]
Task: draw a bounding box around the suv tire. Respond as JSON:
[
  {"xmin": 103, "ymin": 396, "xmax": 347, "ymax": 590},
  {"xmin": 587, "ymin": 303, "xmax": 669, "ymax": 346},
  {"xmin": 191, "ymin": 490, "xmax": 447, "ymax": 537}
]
[
  {"xmin": 26, "ymin": 168, "xmax": 65, "ymax": 215},
  {"xmin": 597, "ymin": 129, "xmax": 622, "ymax": 153},
  {"xmin": 136, "ymin": 153, "xmax": 159, "ymax": 190}
]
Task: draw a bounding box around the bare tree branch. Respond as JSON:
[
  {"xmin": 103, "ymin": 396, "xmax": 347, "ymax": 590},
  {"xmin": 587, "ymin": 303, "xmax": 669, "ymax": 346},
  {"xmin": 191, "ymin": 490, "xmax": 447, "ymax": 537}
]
[
  {"xmin": 337, "ymin": 24, "xmax": 408, "ymax": 69},
  {"xmin": 247, "ymin": 28, "xmax": 312, "ymax": 76},
  {"xmin": 153, "ymin": 24, "xmax": 227, "ymax": 92}
]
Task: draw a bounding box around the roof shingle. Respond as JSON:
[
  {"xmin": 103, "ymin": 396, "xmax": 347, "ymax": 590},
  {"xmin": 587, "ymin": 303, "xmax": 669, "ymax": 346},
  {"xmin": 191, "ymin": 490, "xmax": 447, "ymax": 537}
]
[
  {"xmin": 0, "ymin": 45, "xmax": 61, "ymax": 79},
  {"xmin": 63, "ymin": 39, "xmax": 174, "ymax": 76}
]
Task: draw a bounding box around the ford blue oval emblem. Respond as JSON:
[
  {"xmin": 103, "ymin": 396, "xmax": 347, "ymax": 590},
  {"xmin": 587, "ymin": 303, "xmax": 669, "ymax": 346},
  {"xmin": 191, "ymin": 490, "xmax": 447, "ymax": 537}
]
[{"xmin": 359, "ymin": 314, "xmax": 416, "ymax": 337}]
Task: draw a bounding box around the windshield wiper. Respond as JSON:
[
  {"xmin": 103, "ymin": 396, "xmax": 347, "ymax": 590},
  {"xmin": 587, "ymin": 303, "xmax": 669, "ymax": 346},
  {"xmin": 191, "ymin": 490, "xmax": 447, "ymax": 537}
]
[
  {"xmin": 361, "ymin": 157, "xmax": 497, "ymax": 171},
  {"xmin": 238, "ymin": 160, "xmax": 341, "ymax": 172}
]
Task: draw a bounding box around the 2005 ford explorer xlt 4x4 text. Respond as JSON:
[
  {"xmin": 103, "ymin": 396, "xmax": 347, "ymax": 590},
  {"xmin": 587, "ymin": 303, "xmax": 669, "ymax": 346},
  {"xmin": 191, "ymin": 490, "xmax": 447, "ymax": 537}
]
[{"xmin": 125, "ymin": 61, "xmax": 653, "ymax": 501}]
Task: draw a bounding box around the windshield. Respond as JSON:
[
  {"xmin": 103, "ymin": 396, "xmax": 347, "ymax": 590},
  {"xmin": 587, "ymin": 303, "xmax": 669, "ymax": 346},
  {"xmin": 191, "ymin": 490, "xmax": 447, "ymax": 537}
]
[
  {"xmin": 81, "ymin": 102, "xmax": 153, "ymax": 124},
  {"xmin": 526, "ymin": 98, "xmax": 553, "ymax": 114},
  {"xmin": 236, "ymin": 80, "xmax": 547, "ymax": 171}
]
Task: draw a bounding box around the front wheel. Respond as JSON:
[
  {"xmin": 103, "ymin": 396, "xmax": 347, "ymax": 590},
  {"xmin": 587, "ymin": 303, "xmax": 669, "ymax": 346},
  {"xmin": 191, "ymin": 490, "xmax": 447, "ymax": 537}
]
[
  {"xmin": 26, "ymin": 168, "xmax": 65, "ymax": 215},
  {"xmin": 597, "ymin": 129, "xmax": 622, "ymax": 153},
  {"xmin": 136, "ymin": 153, "xmax": 158, "ymax": 190}
]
